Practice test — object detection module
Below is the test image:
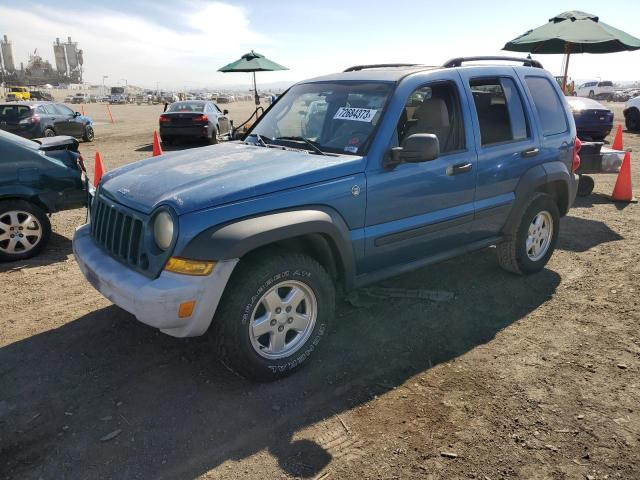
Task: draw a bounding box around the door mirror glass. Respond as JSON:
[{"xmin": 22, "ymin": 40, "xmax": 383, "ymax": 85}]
[
  {"xmin": 223, "ymin": 109, "xmax": 229, "ymax": 115},
  {"xmin": 389, "ymin": 133, "xmax": 439, "ymax": 166}
]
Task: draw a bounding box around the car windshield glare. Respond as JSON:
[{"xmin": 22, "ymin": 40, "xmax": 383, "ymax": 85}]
[{"xmin": 250, "ymin": 81, "xmax": 393, "ymax": 155}]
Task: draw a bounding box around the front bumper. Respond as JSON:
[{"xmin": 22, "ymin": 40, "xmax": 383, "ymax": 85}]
[{"xmin": 73, "ymin": 224, "xmax": 238, "ymax": 337}]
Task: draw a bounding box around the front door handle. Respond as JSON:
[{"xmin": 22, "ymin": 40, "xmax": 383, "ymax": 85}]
[
  {"xmin": 521, "ymin": 148, "xmax": 540, "ymax": 158},
  {"xmin": 447, "ymin": 162, "xmax": 473, "ymax": 175}
]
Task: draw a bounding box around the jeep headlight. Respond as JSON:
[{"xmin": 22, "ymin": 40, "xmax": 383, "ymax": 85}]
[{"xmin": 153, "ymin": 210, "xmax": 174, "ymax": 250}]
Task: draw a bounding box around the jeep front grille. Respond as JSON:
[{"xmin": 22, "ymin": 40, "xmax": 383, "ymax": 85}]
[{"xmin": 90, "ymin": 196, "xmax": 145, "ymax": 267}]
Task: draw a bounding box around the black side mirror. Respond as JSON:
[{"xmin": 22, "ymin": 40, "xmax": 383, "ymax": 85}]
[
  {"xmin": 388, "ymin": 133, "xmax": 439, "ymax": 167},
  {"xmin": 74, "ymin": 111, "xmax": 81, "ymax": 117},
  {"xmin": 223, "ymin": 109, "xmax": 229, "ymax": 115}
]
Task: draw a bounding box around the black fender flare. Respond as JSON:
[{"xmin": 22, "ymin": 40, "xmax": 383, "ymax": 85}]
[
  {"xmin": 501, "ymin": 162, "xmax": 573, "ymax": 234},
  {"xmin": 179, "ymin": 206, "xmax": 357, "ymax": 289}
]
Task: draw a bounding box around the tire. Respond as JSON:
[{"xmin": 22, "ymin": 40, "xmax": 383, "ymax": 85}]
[
  {"xmin": 43, "ymin": 128, "xmax": 56, "ymax": 137},
  {"xmin": 577, "ymin": 175, "xmax": 595, "ymax": 197},
  {"xmin": 590, "ymin": 134, "xmax": 607, "ymax": 141},
  {"xmin": 0, "ymin": 200, "xmax": 51, "ymax": 262},
  {"xmin": 626, "ymin": 109, "xmax": 640, "ymax": 132},
  {"xmin": 161, "ymin": 137, "xmax": 174, "ymax": 146},
  {"xmin": 497, "ymin": 193, "xmax": 560, "ymax": 275},
  {"xmin": 212, "ymin": 250, "xmax": 335, "ymax": 381},
  {"xmin": 207, "ymin": 127, "xmax": 218, "ymax": 145},
  {"xmin": 82, "ymin": 125, "xmax": 94, "ymax": 142}
]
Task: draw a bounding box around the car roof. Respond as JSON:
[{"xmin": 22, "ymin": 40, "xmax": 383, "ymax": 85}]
[
  {"xmin": 299, "ymin": 62, "xmax": 548, "ymax": 85},
  {"xmin": 301, "ymin": 65, "xmax": 439, "ymax": 84},
  {"xmin": 566, "ymin": 97, "xmax": 607, "ymax": 109},
  {"xmin": 0, "ymin": 101, "xmax": 57, "ymax": 107}
]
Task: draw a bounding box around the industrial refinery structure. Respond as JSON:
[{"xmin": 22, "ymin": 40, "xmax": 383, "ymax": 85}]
[{"xmin": 0, "ymin": 35, "xmax": 83, "ymax": 86}]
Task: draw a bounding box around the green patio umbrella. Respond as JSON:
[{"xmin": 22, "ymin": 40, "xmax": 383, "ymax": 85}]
[
  {"xmin": 218, "ymin": 50, "xmax": 288, "ymax": 106},
  {"xmin": 503, "ymin": 11, "xmax": 640, "ymax": 92}
]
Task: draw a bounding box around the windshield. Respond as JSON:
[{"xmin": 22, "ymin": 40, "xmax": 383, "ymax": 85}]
[
  {"xmin": 249, "ymin": 81, "xmax": 393, "ymax": 155},
  {"xmin": 111, "ymin": 87, "xmax": 125, "ymax": 94},
  {"xmin": 167, "ymin": 101, "xmax": 205, "ymax": 113}
]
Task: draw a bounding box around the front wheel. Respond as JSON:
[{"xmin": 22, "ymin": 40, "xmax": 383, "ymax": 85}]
[
  {"xmin": 497, "ymin": 193, "xmax": 560, "ymax": 275},
  {"xmin": 626, "ymin": 109, "xmax": 640, "ymax": 132},
  {"xmin": 83, "ymin": 125, "xmax": 94, "ymax": 142},
  {"xmin": 212, "ymin": 250, "xmax": 335, "ymax": 381},
  {"xmin": 0, "ymin": 200, "xmax": 51, "ymax": 262}
]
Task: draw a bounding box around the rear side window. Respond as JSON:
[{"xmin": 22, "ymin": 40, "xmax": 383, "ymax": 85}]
[
  {"xmin": 470, "ymin": 77, "xmax": 529, "ymax": 146},
  {"xmin": 0, "ymin": 105, "xmax": 32, "ymax": 119},
  {"xmin": 525, "ymin": 76, "xmax": 568, "ymax": 136}
]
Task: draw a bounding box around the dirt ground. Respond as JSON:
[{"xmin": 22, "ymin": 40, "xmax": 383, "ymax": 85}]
[{"xmin": 1, "ymin": 100, "xmax": 638, "ymax": 480}]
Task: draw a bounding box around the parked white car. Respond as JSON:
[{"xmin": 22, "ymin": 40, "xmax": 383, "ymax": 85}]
[
  {"xmin": 574, "ymin": 80, "xmax": 614, "ymax": 100},
  {"xmin": 623, "ymin": 95, "xmax": 640, "ymax": 131}
]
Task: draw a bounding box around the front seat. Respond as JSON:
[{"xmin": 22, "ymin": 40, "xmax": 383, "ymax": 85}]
[{"xmin": 405, "ymin": 98, "xmax": 450, "ymax": 149}]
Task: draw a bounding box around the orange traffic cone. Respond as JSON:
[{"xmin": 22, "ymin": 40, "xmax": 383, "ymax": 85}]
[
  {"xmin": 610, "ymin": 151, "xmax": 636, "ymax": 202},
  {"xmin": 152, "ymin": 130, "xmax": 163, "ymax": 157},
  {"xmin": 612, "ymin": 124, "xmax": 623, "ymax": 151},
  {"xmin": 94, "ymin": 151, "xmax": 105, "ymax": 186}
]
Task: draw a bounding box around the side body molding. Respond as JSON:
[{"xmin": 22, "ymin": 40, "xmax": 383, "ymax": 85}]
[{"xmin": 179, "ymin": 207, "xmax": 357, "ymax": 289}]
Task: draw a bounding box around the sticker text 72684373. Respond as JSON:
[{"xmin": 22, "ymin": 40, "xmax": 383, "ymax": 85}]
[{"xmin": 333, "ymin": 107, "xmax": 378, "ymax": 122}]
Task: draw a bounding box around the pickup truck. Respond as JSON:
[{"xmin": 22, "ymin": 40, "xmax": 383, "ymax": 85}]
[{"xmin": 74, "ymin": 57, "xmax": 579, "ymax": 381}]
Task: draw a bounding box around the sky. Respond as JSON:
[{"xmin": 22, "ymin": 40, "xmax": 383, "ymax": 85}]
[{"xmin": 1, "ymin": 0, "xmax": 639, "ymax": 90}]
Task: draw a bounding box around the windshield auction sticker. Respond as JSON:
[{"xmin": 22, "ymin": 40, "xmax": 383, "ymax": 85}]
[{"xmin": 333, "ymin": 107, "xmax": 378, "ymax": 122}]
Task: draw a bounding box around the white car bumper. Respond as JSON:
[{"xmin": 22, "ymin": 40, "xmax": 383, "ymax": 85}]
[{"xmin": 73, "ymin": 224, "xmax": 238, "ymax": 337}]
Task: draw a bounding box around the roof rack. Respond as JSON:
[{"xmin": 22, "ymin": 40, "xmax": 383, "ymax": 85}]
[
  {"xmin": 443, "ymin": 56, "xmax": 543, "ymax": 69},
  {"xmin": 343, "ymin": 63, "xmax": 420, "ymax": 72}
]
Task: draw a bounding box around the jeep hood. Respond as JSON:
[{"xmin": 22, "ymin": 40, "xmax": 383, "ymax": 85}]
[{"xmin": 99, "ymin": 142, "xmax": 365, "ymax": 215}]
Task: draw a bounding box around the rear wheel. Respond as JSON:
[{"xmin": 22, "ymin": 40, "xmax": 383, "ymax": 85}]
[
  {"xmin": 43, "ymin": 128, "xmax": 56, "ymax": 137},
  {"xmin": 207, "ymin": 127, "xmax": 218, "ymax": 145},
  {"xmin": 577, "ymin": 175, "xmax": 595, "ymax": 197},
  {"xmin": 497, "ymin": 193, "xmax": 559, "ymax": 275},
  {"xmin": 212, "ymin": 250, "xmax": 335, "ymax": 381},
  {"xmin": 0, "ymin": 200, "xmax": 51, "ymax": 262}
]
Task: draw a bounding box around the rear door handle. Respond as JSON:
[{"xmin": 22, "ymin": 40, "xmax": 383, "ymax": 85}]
[
  {"xmin": 447, "ymin": 162, "xmax": 473, "ymax": 175},
  {"xmin": 521, "ymin": 148, "xmax": 540, "ymax": 158}
]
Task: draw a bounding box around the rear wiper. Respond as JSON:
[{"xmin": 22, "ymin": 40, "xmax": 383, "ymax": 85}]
[{"xmin": 275, "ymin": 136, "xmax": 327, "ymax": 156}]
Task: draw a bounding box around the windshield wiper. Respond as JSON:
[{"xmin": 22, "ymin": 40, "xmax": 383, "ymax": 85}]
[
  {"xmin": 275, "ymin": 136, "xmax": 327, "ymax": 156},
  {"xmin": 246, "ymin": 133, "xmax": 268, "ymax": 147}
]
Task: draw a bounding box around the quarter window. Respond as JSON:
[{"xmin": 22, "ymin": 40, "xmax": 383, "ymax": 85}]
[
  {"xmin": 470, "ymin": 77, "xmax": 529, "ymax": 146},
  {"xmin": 525, "ymin": 76, "xmax": 568, "ymax": 136}
]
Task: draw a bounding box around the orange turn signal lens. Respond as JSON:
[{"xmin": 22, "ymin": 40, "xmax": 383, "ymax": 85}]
[
  {"xmin": 178, "ymin": 300, "xmax": 196, "ymax": 318},
  {"xmin": 165, "ymin": 257, "xmax": 215, "ymax": 276}
]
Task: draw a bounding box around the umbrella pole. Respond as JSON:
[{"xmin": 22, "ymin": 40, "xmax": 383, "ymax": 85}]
[
  {"xmin": 561, "ymin": 45, "xmax": 571, "ymax": 94},
  {"xmin": 253, "ymin": 71, "xmax": 259, "ymax": 106}
]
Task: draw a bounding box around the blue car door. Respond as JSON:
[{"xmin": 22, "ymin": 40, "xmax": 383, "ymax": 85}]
[
  {"xmin": 456, "ymin": 67, "xmax": 541, "ymax": 239},
  {"xmin": 361, "ymin": 71, "xmax": 478, "ymax": 275}
]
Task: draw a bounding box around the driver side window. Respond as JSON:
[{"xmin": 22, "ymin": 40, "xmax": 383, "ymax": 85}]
[{"xmin": 396, "ymin": 82, "xmax": 465, "ymax": 154}]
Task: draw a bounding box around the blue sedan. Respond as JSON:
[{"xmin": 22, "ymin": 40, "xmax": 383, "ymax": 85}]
[{"xmin": 566, "ymin": 97, "xmax": 613, "ymax": 142}]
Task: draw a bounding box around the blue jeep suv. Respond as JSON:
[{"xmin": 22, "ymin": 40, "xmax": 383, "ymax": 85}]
[{"xmin": 73, "ymin": 57, "xmax": 579, "ymax": 381}]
